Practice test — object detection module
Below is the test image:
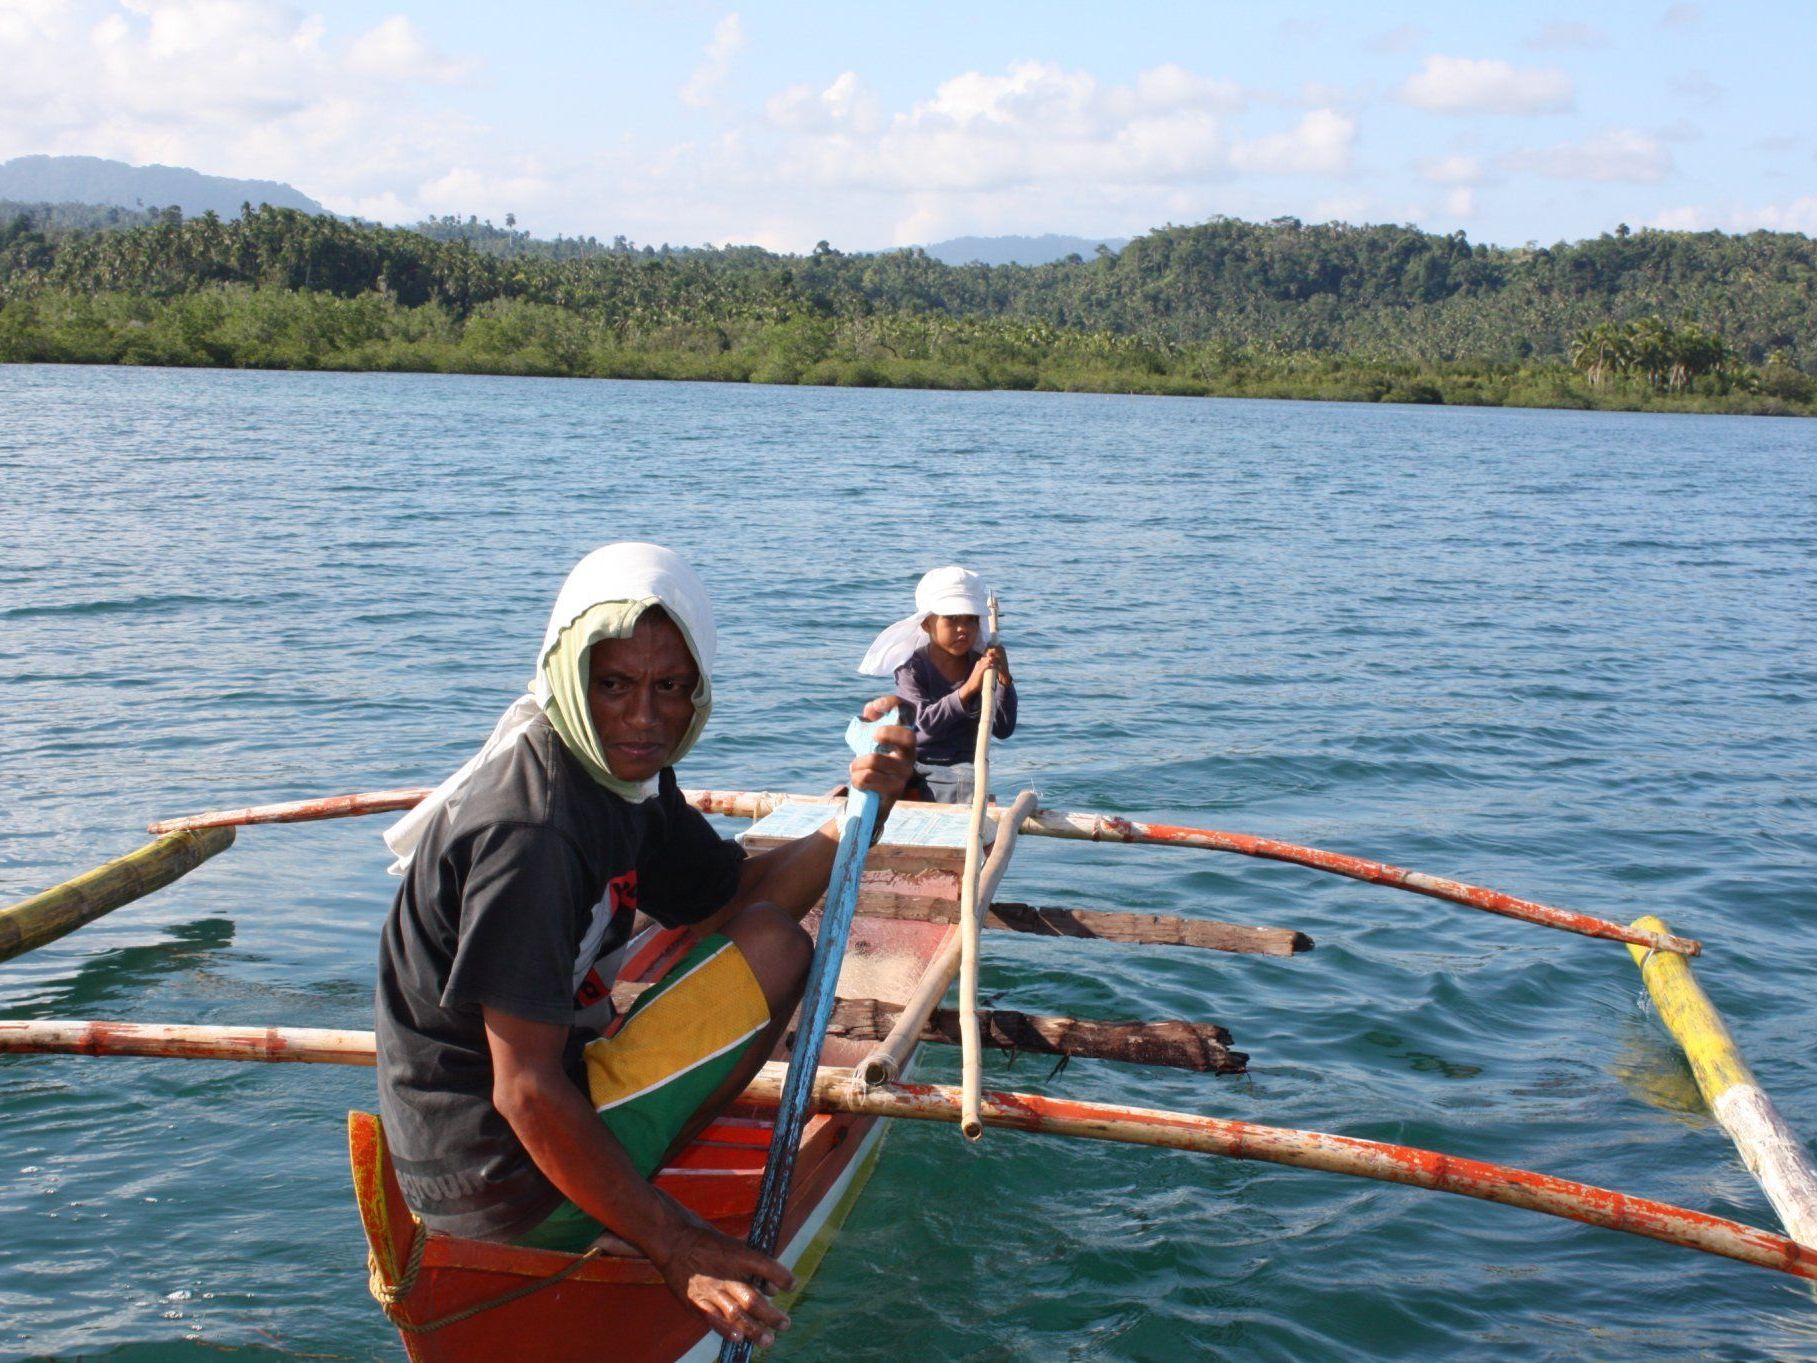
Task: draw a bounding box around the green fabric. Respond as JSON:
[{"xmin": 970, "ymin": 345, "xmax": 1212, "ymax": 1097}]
[
  {"xmin": 539, "ymin": 597, "xmax": 713, "ymax": 799},
  {"xmin": 511, "ymin": 934, "xmax": 762, "ymax": 1255}
]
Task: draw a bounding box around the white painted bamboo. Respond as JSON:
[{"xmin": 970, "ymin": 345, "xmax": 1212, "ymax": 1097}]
[
  {"xmin": 1628, "ymin": 914, "xmax": 1817, "ymax": 1248},
  {"xmin": 957, "ymin": 594, "xmax": 1002, "ymax": 1142},
  {"xmin": 857, "ymin": 790, "xmax": 1040, "ymax": 1088}
]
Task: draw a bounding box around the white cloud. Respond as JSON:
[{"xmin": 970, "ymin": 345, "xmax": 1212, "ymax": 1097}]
[
  {"xmin": 1128, "ymin": 63, "xmax": 1246, "ymax": 116},
  {"xmin": 1740, "ymin": 197, "xmax": 1817, "ymax": 231},
  {"xmin": 1397, "ymin": 55, "xmax": 1573, "ymax": 115},
  {"xmin": 1309, "ymin": 193, "xmax": 1373, "ymax": 223},
  {"xmin": 766, "ymin": 71, "xmax": 879, "ymax": 134},
  {"xmin": 416, "ymin": 166, "xmax": 554, "ymax": 216},
  {"xmin": 348, "ymin": 16, "xmax": 468, "ymax": 84},
  {"xmin": 595, "ymin": 59, "xmax": 1350, "ymax": 250},
  {"xmin": 1229, "ymin": 109, "xmax": 1356, "ymax": 175},
  {"xmin": 1418, "ymin": 154, "xmax": 1485, "ymax": 185},
  {"xmin": 1527, "ymin": 22, "xmax": 1607, "ymax": 50},
  {"xmin": 766, "ymin": 60, "xmax": 1319, "ymax": 198},
  {"xmin": 1661, "ymin": 4, "xmax": 1701, "ymax": 28},
  {"xmin": 1502, "ymin": 129, "xmax": 1672, "ymax": 182},
  {"xmin": 1444, "ymin": 187, "xmax": 1476, "ymax": 217},
  {"xmin": 0, "ymin": 0, "xmax": 482, "ymax": 221},
  {"xmin": 680, "ymin": 12, "xmax": 746, "ymax": 109},
  {"xmin": 1648, "ymin": 196, "xmax": 1817, "ymax": 234}
]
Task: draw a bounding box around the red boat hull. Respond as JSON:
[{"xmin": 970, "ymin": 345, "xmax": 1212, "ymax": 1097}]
[{"xmin": 354, "ymin": 851, "xmax": 962, "ymax": 1362}]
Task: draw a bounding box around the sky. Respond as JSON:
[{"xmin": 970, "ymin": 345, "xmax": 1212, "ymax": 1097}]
[{"xmin": 2, "ymin": 0, "xmax": 1814, "ymax": 253}]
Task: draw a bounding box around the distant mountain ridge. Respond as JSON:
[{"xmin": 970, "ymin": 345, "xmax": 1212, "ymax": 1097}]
[
  {"xmin": 0, "ymin": 155, "xmax": 323, "ymax": 219},
  {"xmin": 919, "ymin": 233, "xmax": 1128, "ymax": 266}
]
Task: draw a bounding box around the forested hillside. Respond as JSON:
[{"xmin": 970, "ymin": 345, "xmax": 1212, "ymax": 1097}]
[{"xmin": 2, "ymin": 205, "xmax": 1812, "ymax": 413}]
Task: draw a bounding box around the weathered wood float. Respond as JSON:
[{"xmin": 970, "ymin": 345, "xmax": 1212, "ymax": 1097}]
[{"xmin": 7, "ymin": 783, "xmax": 1815, "ymax": 1361}]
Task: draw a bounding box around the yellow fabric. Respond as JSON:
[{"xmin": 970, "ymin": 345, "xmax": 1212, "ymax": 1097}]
[
  {"xmin": 539, "ymin": 598, "xmax": 713, "ymax": 800},
  {"xmin": 585, "ymin": 939, "xmax": 768, "ymax": 1111}
]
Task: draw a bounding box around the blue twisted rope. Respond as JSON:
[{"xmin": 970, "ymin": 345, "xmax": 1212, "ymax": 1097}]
[{"xmin": 718, "ymin": 709, "xmax": 894, "ymax": 1363}]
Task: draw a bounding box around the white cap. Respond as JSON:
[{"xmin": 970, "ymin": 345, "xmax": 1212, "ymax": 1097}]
[
  {"xmin": 913, "ymin": 565, "xmax": 989, "ymax": 621},
  {"xmin": 858, "ymin": 565, "xmax": 995, "ymax": 676}
]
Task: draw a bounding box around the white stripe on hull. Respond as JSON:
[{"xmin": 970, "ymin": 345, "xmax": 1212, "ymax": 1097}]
[{"xmin": 671, "ymin": 1113, "xmax": 895, "ymax": 1363}]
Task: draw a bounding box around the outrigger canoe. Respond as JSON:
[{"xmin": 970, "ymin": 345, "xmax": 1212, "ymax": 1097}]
[
  {"xmin": 4, "ymin": 786, "xmax": 1817, "ymax": 1361},
  {"xmin": 355, "ymin": 803, "xmax": 973, "ymax": 1363}
]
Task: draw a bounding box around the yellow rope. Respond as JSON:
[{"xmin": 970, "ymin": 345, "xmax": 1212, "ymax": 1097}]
[{"xmin": 367, "ymin": 1225, "xmax": 604, "ymax": 1336}]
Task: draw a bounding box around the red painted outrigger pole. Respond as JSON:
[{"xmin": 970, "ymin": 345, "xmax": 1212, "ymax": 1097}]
[
  {"xmin": 145, "ymin": 787, "xmax": 1701, "ymax": 956},
  {"xmin": 1, "ymin": 1020, "xmax": 1807, "ymax": 1283}
]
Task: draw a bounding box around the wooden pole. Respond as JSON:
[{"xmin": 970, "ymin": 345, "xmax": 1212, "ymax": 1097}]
[
  {"xmin": 857, "ymin": 790, "xmax": 1040, "ymax": 1088},
  {"xmin": 866, "ymin": 898, "xmax": 1314, "ymax": 957},
  {"xmin": 0, "ymin": 827, "xmax": 235, "ymax": 964},
  {"xmin": 1627, "ymin": 915, "xmax": 1817, "ymax": 1248},
  {"xmin": 144, "ymin": 783, "xmax": 1700, "ymax": 956},
  {"xmin": 1, "ymin": 1006, "xmax": 1248, "ymax": 1077},
  {"xmin": 8, "ymin": 1018, "xmax": 1810, "ymax": 1282},
  {"xmin": 957, "ymin": 594, "xmax": 1002, "ymax": 1142},
  {"xmin": 0, "ymin": 1018, "xmax": 375, "ymax": 1064},
  {"xmin": 148, "ymin": 789, "xmax": 429, "ymax": 834},
  {"xmin": 826, "ymin": 1001, "xmax": 1246, "ymax": 1075},
  {"xmin": 719, "ymin": 715, "xmax": 893, "ymax": 1363},
  {"xmin": 745, "ymin": 1070, "xmax": 1817, "ymax": 1283},
  {"xmin": 1018, "ymin": 808, "xmax": 1703, "ymax": 956},
  {"xmin": 696, "ymin": 794, "xmax": 1703, "ymax": 956}
]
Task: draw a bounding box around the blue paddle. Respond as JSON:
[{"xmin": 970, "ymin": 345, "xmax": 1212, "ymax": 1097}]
[{"xmin": 718, "ymin": 708, "xmax": 896, "ymax": 1363}]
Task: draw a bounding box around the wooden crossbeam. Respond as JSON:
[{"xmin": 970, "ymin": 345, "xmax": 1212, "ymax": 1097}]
[
  {"xmin": 854, "ymin": 894, "xmax": 1312, "ymax": 957},
  {"xmin": 825, "ymin": 998, "xmax": 1246, "ymax": 1075},
  {"xmin": 605, "ymin": 985, "xmax": 1247, "ymax": 1075}
]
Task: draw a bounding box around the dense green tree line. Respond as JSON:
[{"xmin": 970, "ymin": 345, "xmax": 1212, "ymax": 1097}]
[{"xmin": 1, "ymin": 204, "xmax": 1812, "ymax": 414}]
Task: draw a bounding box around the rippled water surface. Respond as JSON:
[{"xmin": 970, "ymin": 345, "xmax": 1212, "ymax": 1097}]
[{"xmin": 2, "ymin": 364, "xmax": 1815, "ymax": 1361}]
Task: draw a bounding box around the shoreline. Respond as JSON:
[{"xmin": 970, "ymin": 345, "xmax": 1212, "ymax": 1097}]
[{"xmin": 5, "ymin": 347, "xmax": 1809, "ymax": 421}]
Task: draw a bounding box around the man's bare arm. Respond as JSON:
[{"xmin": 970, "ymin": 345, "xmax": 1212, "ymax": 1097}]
[
  {"xmin": 482, "ymin": 1007, "xmax": 794, "ymax": 1348},
  {"xmin": 696, "ymin": 698, "xmax": 916, "ymax": 932}
]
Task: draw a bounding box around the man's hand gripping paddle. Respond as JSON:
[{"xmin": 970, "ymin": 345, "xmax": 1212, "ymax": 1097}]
[{"xmin": 716, "ymin": 708, "xmax": 896, "ymax": 1363}]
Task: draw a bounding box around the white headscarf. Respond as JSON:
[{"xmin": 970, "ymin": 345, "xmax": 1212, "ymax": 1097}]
[
  {"xmin": 858, "ymin": 565, "xmax": 994, "ymax": 677},
  {"xmin": 384, "ymin": 543, "xmax": 716, "ymax": 873}
]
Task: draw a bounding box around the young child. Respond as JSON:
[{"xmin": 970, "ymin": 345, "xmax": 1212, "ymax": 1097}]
[{"xmin": 859, "ymin": 565, "xmax": 1017, "ymax": 804}]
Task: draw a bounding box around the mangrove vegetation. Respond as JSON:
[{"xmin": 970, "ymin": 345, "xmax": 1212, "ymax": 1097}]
[{"xmin": 1, "ymin": 205, "xmax": 1812, "ymax": 415}]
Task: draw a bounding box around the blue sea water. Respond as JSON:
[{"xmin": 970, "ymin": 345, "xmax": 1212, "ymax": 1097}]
[{"xmin": 1, "ymin": 363, "xmax": 1814, "ymax": 1362}]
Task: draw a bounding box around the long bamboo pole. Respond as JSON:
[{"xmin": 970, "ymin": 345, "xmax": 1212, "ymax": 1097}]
[
  {"xmin": 0, "ymin": 1018, "xmax": 376, "ymax": 1064},
  {"xmin": 6, "ymin": 1018, "xmax": 1810, "ymax": 1281},
  {"xmin": 0, "ymin": 827, "xmax": 235, "ymax": 964},
  {"xmin": 957, "ymin": 594, "xmax": 1002, "ymax": 1142},
  {"xmin": 148, "ymin": 789, "xmax": 428, "ymax": 834},
  {"xmin": 1627, "ymin": 915, "xmax": 1817, "ymax": 1248},
  {"xmin": 1018, "ymin": 809, "xmax": 1703, "ymax": 956},
  {"xmin": 145, "ymin": 786, "xmax": 1700, "ymax": 955},
  {"xmin": 857, "ymin": 790, "xmax": 1040, "ymax": 1088}
]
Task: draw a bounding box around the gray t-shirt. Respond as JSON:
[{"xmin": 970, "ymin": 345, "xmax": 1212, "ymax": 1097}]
[{"xmin": 374, "ymin": 713, "xmax": 744, "ymax": 1240}]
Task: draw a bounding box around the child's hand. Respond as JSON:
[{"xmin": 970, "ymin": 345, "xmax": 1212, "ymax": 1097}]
[{"xmin": 963, "ymin": 648, "xmax": 1012, "ymax": 698}]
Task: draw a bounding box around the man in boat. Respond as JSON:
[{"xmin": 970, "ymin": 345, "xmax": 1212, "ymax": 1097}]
[{"xmin": 374, "ymin": 543, "xmax": 915, "ymax": 1351}]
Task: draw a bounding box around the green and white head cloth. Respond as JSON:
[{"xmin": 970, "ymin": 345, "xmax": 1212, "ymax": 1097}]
[{"xmin": 384, "ymin": 543, "xmax": 715, "ymax": 873}]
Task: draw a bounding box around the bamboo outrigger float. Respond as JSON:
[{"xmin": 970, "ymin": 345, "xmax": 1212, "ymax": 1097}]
[{"xmin": 2, "ymin": 772, "xmax": 1807, "ymax": 1361}]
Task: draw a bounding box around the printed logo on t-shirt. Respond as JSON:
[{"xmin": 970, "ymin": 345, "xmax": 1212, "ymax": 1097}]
[{"xmin": 573, "ymin": 870, "xmax": 639, "ymax": 1008}]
